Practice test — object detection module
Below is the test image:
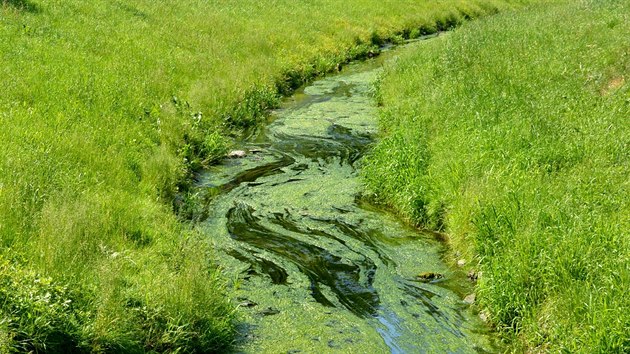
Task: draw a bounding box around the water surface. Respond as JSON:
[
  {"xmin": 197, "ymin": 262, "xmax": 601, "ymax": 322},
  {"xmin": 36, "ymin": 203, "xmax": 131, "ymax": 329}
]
[{"xmin": 197, "ymin": 45, "xmax": 495, "ymax": 353}]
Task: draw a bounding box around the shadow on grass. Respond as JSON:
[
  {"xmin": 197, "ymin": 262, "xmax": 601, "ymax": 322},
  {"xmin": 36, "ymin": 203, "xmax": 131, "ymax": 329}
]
[{"xmin": 3, "ymin": 0, "xmax": 41, "ymax": 13}]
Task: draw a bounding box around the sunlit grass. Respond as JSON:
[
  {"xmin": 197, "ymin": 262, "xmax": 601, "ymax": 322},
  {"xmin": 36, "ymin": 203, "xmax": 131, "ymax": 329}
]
[
  {"xmin": 0, "ymin": 0, "xmax": 530, "ymax": 351},
  {"xmin": 363, "ymin": 1, "xmax": 629, "ymax": 352}
]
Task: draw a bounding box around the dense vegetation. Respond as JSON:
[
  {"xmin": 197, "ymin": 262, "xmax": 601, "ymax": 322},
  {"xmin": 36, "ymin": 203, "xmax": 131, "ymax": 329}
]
[
  {"xmin": 0, "ymin": 0, "xmax": 528, "ymax": 351},
  {"xmin": 363, "ymin": 0, "xmax": 629, "ymax": 352}
]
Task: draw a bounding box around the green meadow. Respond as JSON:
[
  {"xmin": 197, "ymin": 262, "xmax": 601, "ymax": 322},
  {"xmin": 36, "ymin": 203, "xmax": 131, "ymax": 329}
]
[
  {"xmin": 0, "ymin": 0, "xmax": 530, "ymax": 351},
  {"xmin": 363, "ymin": 0, "xmax": 629, "ymax": 352}
]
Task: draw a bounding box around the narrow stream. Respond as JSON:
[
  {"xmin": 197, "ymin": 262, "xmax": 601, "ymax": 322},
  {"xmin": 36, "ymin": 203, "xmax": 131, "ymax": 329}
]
[{"xmin": 196, "ymin": 42, "xmax": 496, "ymax": 353}]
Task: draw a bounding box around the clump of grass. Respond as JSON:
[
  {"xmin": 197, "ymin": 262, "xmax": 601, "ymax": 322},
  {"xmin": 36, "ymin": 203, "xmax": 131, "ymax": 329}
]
[
  {"xmin": 0, "ymin": 256, "xmax": 85, "ymax": 352},
  {"xmin": 363, "ymin": 1, "xmax": 629, "ymax": 352}
]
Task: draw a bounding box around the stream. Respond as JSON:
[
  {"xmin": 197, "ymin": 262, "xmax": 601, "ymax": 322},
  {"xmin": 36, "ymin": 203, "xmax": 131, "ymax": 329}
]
[{"xmin": 196, "ymin": 42, "xmax": 497, "ymax": 353}]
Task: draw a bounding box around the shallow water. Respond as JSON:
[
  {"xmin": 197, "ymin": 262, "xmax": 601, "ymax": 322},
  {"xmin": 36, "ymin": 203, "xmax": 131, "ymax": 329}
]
[{"xmin": 197, "ymin": 45, "xmax": 496, "ymax": 353}]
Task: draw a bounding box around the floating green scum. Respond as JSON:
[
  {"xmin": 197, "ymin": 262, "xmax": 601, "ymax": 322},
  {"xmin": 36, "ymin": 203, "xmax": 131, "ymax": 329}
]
[{"xmin": 198, "ymin": 44, "xmax": 498, "ymax": 353}]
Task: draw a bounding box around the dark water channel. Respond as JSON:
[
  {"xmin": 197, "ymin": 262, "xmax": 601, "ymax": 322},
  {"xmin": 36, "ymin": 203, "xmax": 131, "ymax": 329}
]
[{"xmin": 197, "ymin": 43, "xmax": 496, "ymax": 353}]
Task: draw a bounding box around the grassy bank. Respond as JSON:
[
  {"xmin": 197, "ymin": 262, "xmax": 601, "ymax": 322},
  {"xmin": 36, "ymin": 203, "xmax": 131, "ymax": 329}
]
[
  {"xmin": 0, "ymin": 0, "xmax": 528, "ymax": 351},
  {"xmin": 363, "ymin": 0, "xmax": 629, "ymax": 352}
]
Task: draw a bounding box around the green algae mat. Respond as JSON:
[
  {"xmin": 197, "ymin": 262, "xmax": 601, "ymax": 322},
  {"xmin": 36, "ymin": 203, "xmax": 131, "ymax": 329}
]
[{"xmin": 197, "ymin": 45, "xmax": 497, "ymax": 353}]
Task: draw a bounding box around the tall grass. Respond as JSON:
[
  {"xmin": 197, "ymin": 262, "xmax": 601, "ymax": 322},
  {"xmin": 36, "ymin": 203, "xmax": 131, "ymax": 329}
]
[
  {"xmin": 363, "ymin": 0, "xmax": 629, "ymax": 352},
  {"xmin": 0, "ymin": 0, "xmax": 530, "ymax": 351}
]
